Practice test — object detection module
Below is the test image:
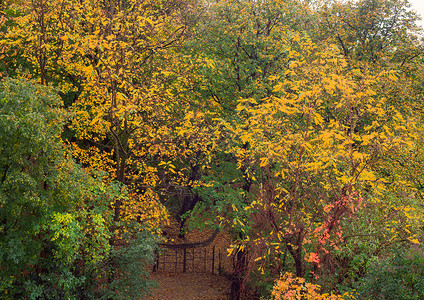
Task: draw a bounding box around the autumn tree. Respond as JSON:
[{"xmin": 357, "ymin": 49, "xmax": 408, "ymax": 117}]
[
  {"xmin": 66, "ymin": 0, "xmax": 186, "ymax": 228},
  {"xmin": 306, "ymin": 0, "xmax": 424, "ymax": 287},
  {"xmin": 181, "ymin": 0, "xmax": 424, "ymax": 297},
  {"xmin": 0, "ymin": 0, "xmax": 201, "ymax": 236},
  {"xmin": 178, "ymin": 1, "xmax": 306, "ymax": 296},
  {"xmin": 230, "ymin": 32, "xmax": 416, "ymax": 277},
  {"xmin": 314, "ymin": 0, "xmax": 422, "ymax": 65}
]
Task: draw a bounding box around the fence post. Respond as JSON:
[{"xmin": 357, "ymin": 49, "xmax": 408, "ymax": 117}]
[
  {"xmin": 153, "ymin": 250, "xmax": 159, "ymax": 272},
  {"xmin": 163, "ymin": 249, "xmax": 166, "ymax": 272}
]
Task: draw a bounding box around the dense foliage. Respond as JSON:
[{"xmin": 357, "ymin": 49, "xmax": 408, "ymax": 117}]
[
  {"xmin": 0, "ymin": 78, "xmax": 157, "ymax": 298},
  {"xmin": 1, "ymin": 0, "xmax": 424, "ymax": 299}
]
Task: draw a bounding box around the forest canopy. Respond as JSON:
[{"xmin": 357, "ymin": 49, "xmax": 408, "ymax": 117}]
[{"xmin": 1, "ymin": 0, "xmax": 424, "ymax": 299}]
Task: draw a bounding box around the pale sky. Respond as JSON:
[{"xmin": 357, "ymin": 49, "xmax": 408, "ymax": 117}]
[{"xmin": 408, "ymin": 0, "xmax": 424, "ymax": 29}]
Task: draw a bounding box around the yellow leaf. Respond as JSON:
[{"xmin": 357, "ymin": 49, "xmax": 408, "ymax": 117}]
[{"xmin": 260, "ymin": 157, "xmax": 268, "ymax": 167}]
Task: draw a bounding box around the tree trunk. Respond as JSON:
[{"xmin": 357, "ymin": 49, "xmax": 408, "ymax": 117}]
[
  {"xmin": 231, "ymin": 247, "xmax": 246, "ymax": 300},
  {"xmin": 178, "ymin": 163, "xmax": 200, "ymax": 238},
  {"xmin": 178, "ymin": 193, "xmax": 201, "ymax": 238}
]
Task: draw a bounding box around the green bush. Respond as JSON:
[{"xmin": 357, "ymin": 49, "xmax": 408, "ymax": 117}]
[
  {"xmin": 100, "ymin": 231, "xmax": 158, "ymax": 300},
  {"xmin": 0, "ymin": 79, "xmax": 158, "ymax": 299},
  {"xmin": 353, "ymin": 247, "xmax": 424, "ymax": 300}
]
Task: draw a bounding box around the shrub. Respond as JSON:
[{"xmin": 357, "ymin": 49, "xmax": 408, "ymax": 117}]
[
  {"xmin": 99, "ymin": 231, "xmax": 158, "ymax": 300},
  {"xmin": 271, "ymin": 272, "xmax": 346, "ymax": 300},
  {"xmin": 353, "ymin": 246, "xmax": 424, "ymax": 300}
]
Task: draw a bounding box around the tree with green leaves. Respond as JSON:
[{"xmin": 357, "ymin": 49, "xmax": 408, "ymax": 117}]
[
  {"xmin": 314, "ymin": 0, "xmax": 422, "ymax": 65},
  {"xmin": 0, "ymin": 78, "xmax": 157, "ymax": 299}
]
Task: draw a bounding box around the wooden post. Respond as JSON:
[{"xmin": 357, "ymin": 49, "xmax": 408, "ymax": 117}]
[
  {"xmin": 183, "ymin": 248, "xmax": 187, "ymax": 273},
  {"xmin": 192, "ymin": 248, "xmax": 195, "ymax": 271},
  {"xmin": 153, "ymin": 250, "xmax": 159, "ymax": 272}
]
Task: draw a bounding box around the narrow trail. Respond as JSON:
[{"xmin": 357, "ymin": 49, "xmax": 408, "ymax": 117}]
[
  {"xmin": 146, "ymin": 222, "xmax": 232, "ymax": 299},
  {"xmin": 146, "ymin": 272, "xmax": 230, "ymax": 300}
]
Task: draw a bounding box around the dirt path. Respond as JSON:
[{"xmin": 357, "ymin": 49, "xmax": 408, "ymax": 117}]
[
  {"xmin": 146, "ymin": 272, "xmax": 231, "ymax": 300},
  {"xmin": 146, "ymin": 221, "xmax": 232, "ymax": 299}
]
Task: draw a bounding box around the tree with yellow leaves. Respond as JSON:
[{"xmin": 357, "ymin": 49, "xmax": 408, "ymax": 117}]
[{"xmin": 0, "ymin": 0, "xmax": 199, "ymax": 235}]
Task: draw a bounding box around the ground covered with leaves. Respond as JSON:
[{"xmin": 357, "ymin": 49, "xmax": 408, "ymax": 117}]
[
  {"xmin": 146, "ymin": 273, "xmax": 230, "ymax": 300},
  {"xmin": 146, "ymin": 222, "xmax": 232, "ymax": 299}
]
